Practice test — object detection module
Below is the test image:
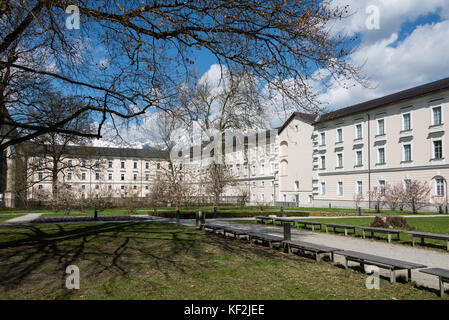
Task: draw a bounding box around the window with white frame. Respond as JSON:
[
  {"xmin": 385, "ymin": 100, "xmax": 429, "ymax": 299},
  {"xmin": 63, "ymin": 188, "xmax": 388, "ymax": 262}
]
[
  {"xmin": 436, "ymin": 178, "xmax": 445, "ymax": 196},
  {"xmin": 320, "ymin": 155, "xmax": 326, "ymax": 169},
  {"xmin": 108, "ymin": 161, "xmax": 113, "ymax": 168},
  {"xmin": 356, "ymin": 150, "xmax": 363, "ymax": 166},
  {"xmin": 432, "ymin": 106, "xmax": 442, "ymax": 126},
  {"xmin": 252, "ymin": 165, "xmax": 256, "ymax": 176},
  {"xmin": 321, "ymin": 181, "xmax": 326, "ymax": 195},
  {"xmin": 121, "ymin": 161, "xmax": 125, "ymax": 169},
  {"xmin": 67, "ymin": 172, "xmax": 72, "ymax": 181},
  {"xmin": 320, "ymin": 132, "xmax": 326, "ymax": 145},
  {"xmin": 355, "ymin": 124, "xmax": 363, "ymax": 139},
  {"xmin": 433, "ymin": 140, "xmax": 443, "ymax": 159},
  {"xmin": 378, "ymin": 147, "xmax": 385, "ymax": 164},
  {"xmin": 294, "ymin": 180, "xmax": 299, "ymax": 191},
  {"xmin": 337, "ymin": 128, "xmax": 343, "ymax": 143},
  {"xmin": 121, "ymin": 173, "xmax": 125, "ymax": 181},
  {"xmin": 402, "ymin": 113, "xmax": 411, "ymax": 131},
  {"xmin": 38, "ymin": 172, "xmax": 43, "ymax": 180},
  {"xmin": 95, "ymin": 172, "xmax": 100, "ymax": 180},
  {"xmin": 337, "ymin": 181, "xmax": 343, "ymax": 196},
  {"xmin": 108, "ymin": 173, "xmax": 112, "ymax": 180},
  {"xmin": 403, "ymin": 144, "xmax": 412, "ymax": 162},
  {"xmin": 357, "ymin": 181, "xmax": 363, "ymax": 195},
  {"xmin": 337, "ymin": 153, "xmax": 343, "ymax": 168},
  {"xmin": 379, "ymin": 180, "xmax": 386, "ymax": 196},
  {"xmin": 134, "ymin": 161, "xmax": 138, "ymax": 169},
  {"xmin": 377, "ymin": 119, "xmax": 385, "ymax": 135},
  {"xmin": 81, "ymin": 172, "xmax": 86, "ymax": 181}
]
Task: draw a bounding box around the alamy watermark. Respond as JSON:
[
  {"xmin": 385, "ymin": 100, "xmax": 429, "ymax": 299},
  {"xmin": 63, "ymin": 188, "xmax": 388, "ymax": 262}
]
[
  {"xmin": 366, "ymin": 5, "xmax": 380, "ymax": 30},
  {"xmin": 66, "ymin": 5, "xmax": 80, "ymax": 30},
  {"xmin": 365, "ymin": 266, "xmax": 380, "ymax": 290},
  {"xmin": 65, "ymin": 265, "xmax": 80, "ymax": 289}
]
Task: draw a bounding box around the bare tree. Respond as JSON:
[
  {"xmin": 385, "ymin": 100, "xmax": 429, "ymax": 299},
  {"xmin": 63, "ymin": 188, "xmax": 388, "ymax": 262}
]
[
  {"xmin": 403, "ymin": 180, "xmax": 432, "ymax": 213},
  {"xmin": 204, "ymin": 162, "xmax": 236, "ymax": 208},
  {"xmin": 51, "ymin": 183, "xmax": 77, "ymax": 215},
  {"xmin": 353, "ymin": 192, "xmax": 364, "ymax": 210},
  {"xmin": 1, "ymin": 0, "xmax": 364, "ymax": 152}
]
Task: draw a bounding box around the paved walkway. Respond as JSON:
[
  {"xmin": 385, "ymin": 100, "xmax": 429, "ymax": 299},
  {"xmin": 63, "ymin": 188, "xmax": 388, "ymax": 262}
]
[
  {"xmin": 2, "ymin": 213, "xmax": 42, "ymax": 224},
  {"xmin": 194, "ymin": 220, "xmax": 449, "ymax": 292}
]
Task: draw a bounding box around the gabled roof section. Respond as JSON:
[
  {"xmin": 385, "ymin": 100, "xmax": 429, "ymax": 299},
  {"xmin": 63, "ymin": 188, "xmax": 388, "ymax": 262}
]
[{"xmin": 277, "ymin": 112, "xmax": 318, "ymax": 134}]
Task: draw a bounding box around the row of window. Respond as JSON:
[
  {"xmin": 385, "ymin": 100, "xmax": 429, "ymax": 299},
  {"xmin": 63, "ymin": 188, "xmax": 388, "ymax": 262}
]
[
  {"xmin": 318, "ymin": 140, "xmax": 443, "ymax": 169},
  {"xmin": 319, "ymin": 178, "xmax": 445, "ymax": 197},
  {"xmin": 318, "ymin": 106, "xmax": 443, "ymax": 145}
]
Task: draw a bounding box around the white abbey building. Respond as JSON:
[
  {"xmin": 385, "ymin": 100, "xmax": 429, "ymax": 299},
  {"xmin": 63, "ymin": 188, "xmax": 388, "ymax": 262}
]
[{"xmin": 3, "ymin": 76, "xmax": 449, "ymax": 210}]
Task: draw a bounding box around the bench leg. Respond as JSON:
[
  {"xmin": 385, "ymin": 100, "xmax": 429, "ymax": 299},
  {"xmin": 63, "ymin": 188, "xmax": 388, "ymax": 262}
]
[
  {"xmin": 397, "ymin": 233, "xmax": 400, "ymax": 241},
  {"xmin": 440, "ymin": 277, "xmax": 444, "ymax": 298},
  {"xmin": 447, "ymin": 240, "xmax": 449, "ymax": 251},
  {"xmin": 362, "ymin": 230, "xmax": 366, "ymax": 239},
  {"xmin": 344, "ymin": 257, "xmax": 348, "ymax": 269},
  {"xmin": 269, "ymin": 241, "xmax": 273, "ymax": 248},
  {"xmin": 412, "ymin": 236, "xmax": 415, "ymax": 247},
  {"xmin": 330, "ymin": 252, "xmax": 334, "ymax": 262},
  {"xmin": 388, "ymin": 234, "xmax": 391, "ymax": 243},
  {"xmin": 316, "ymin": 253, "xmax": 321, "ymax": 263},
  {"xmin": 287, "ymin": 244, "xmax": 292, "ymax": 254},
  {"xmin": 312, "ymin": 225, "xmax": 315, "ymax": 232},
  {"xmin": 390, "ymin": 270, "xmax": 396, "ymax": 284},
  {"xmin": 421, "ymin": 237, "xmax": 425, "ymax": 246},
  {"xmin": 407, "ymin": 269, "xmax": 412, "ymax": 282},
  {"xmin": 344, "ymin": 228, "xmax": 348, "ymax": 236},
  {"xmin": 325, "ymin": 226, "xmax": 328, "ymax": 233},
  {"xmin": 360, "ymin": 262, "xmax": 365, "ymax": 272}
]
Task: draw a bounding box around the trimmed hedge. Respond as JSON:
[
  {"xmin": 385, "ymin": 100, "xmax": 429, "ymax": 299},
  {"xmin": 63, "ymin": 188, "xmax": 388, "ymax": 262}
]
[{"xmin": 148, "ymin": 209, "xmax": 310, "ymax": 219}]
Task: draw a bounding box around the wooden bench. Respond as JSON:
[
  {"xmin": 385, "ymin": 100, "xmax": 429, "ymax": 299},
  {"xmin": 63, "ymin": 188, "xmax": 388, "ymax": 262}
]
[
  {"xmin": 254, "ymin": 216, "xmax": 276, "ymax": 224},
  {"xmin": 222, "ymin": 226, "xmax": 251, "ymax": 239},
  {"xmin": 403, "ymin": 231, "xmax": 449, "ymax": 251},
  {"xmin": 283, "ymin": 240, "xmax": 341, "ymax": 262},
  {"xmin": 335, "ymin": 250, "xmax": 427, "ymax": 283},
  {"xmin": 203, "ymin": 224, "xmax": 225, "ymax": 233},
  {"xmin": 247, "ymin": 232, "xmax": 284, "ymax": 248},
  {"xmin": 420, "ymin": 268, "xmax": 449, "ymax": 297},
  {"xmin": 322, "ymin": 223, "xmax": 356, "ymax": 236},
  {"xmin": 294, "ymin": 220, "xmax": 323, "ymax": 231},
  {"xmin": 273, "ymin": 217, "xmax": 297, "ymax": 225},
  {"xmin": 358, "ymin": 226, "xmax": 401, "ymax": 243}
]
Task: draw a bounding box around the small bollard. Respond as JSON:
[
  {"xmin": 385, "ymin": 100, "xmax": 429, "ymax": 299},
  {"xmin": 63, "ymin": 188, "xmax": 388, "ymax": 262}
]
[
  {"xmin": 94, "ymin": 208, "xmax": 98, "ymax": 221},
  {"xmin": 358, "ymin": 207, "xmax": 361, "ymax": 216},
  {"xmin": 283, "ymin": 222, "xmax": 291, "ymax": 241},
  {"xmin": 281, "ymin": 206, "xmax": 284, "ymax": 217},
  {"xmin": 214, "ymin": 205, "xmax": 218, "ymax": 218},
  {"xmin": 176, "ymin": 207, "xmax": 180, "ymax": 225}
]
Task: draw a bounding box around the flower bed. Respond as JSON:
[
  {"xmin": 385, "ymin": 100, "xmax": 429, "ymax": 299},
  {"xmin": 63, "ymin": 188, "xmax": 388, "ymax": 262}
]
[{"xmin": 33, "ymin": 215, "xmax": 150, "ymax": 224}]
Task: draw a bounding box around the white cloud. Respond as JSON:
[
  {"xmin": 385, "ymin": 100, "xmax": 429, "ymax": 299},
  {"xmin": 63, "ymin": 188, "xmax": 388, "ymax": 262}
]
[{"xmin": 319, "ymin": 19, "xmax": 449, "ymax": 109}]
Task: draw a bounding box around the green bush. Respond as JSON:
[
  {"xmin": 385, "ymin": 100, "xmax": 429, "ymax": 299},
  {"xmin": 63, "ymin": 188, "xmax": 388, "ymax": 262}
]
[{"xmin": 150, "ymin": 210, "xmax": 309, "ymax": 219}]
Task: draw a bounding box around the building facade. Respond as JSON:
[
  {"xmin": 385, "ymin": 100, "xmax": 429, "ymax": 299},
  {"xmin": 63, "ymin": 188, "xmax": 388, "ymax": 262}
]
[{"xmin": 2, "ymin": 76, "xmax": 449, "ymax": 210}]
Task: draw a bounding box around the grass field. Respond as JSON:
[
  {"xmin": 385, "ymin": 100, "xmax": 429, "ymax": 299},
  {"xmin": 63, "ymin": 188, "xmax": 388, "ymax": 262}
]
[
  {"xmin": 0, "ymin": 222, "xmax": 444, "ymax": 299},
  {"xmin": 0, "ymin": 204, "xmax": 443, "ymax": 220}
]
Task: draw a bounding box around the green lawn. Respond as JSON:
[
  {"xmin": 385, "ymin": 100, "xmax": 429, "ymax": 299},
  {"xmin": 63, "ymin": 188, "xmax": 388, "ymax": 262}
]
[
  {"xmin": 0, "ymin": 204, "xmax": 443, "ymax": 219},
  {"xmin": 0, "ymin": 222, "xmax": 443, "ymax": 299}
]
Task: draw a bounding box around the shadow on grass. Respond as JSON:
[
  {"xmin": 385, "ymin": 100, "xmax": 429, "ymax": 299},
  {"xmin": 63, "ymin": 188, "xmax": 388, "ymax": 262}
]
[{"xmin": 0, "ymin": 222, "xmax": 286, "ymax": 295}]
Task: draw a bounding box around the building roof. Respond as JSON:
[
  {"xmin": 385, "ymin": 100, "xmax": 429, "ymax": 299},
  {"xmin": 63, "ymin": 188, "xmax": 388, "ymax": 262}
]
[
  {"xmin": 21, "ymin": 143, "xmax": 169, "ymax": 159},
  {"xmin": 279, "ymin": 76, "xmax": 449, "ymax": 131},
  {"xmin": 277, "ymin": 112, "xmax": 319, "ymax": 134}
]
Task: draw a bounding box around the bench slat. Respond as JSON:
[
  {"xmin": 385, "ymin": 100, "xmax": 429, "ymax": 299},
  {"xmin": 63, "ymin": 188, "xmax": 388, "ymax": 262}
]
[{"xmin": 335, "ymin": 250, "xmax": 426, "ymax": 269}]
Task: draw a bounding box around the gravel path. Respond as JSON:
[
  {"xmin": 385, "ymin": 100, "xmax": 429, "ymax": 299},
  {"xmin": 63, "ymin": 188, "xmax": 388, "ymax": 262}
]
[
  {"xmin": 197, "ymin": 220, "xmax": 449, "ymax": 292},
  {"xmin": 2, "ymin": 213, "xmax": 42, "ymax": 225}
]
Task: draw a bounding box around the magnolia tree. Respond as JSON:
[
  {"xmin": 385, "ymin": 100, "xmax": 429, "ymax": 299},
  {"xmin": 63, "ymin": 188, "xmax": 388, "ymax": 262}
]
[
  {"xmin": 403, "ymin": 180, "xmax": 431, "ymax": 213},
  {"xmin": 52, "ymin": 183, "xmax": 77, "ymax": 215},
  {"xmin": 384, "ymin": 183, "xmax": 404, "ymax": 211},
  {"xmin": 353, "ymin": 192, "xmax": 364, "ymax": 210},
  {"xmin": 368, "ymin": 187, "xmax": 385, "ymax": 213}
]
